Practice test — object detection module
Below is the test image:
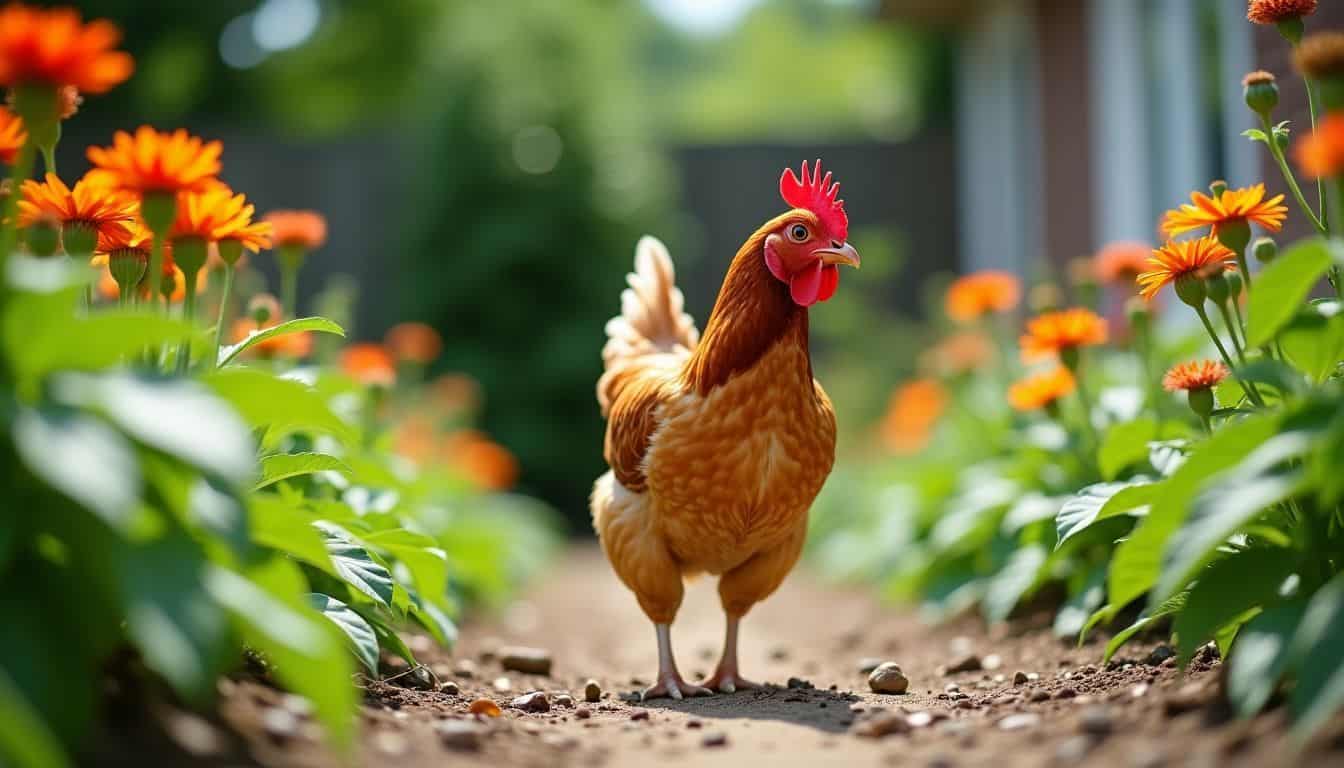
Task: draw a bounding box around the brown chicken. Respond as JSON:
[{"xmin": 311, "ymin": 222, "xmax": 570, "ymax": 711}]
[{"xmin": 591, "ymin": 161, "xmax": 859, "ymax": 699}]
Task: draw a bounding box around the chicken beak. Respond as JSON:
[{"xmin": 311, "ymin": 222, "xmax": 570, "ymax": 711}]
[{"xmin": 816, "ymin": 242, "xmax": 860, "ymax": 269}]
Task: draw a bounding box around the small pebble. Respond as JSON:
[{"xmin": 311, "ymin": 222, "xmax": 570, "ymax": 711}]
[
  {"xmin": 468, "ymin": 699, "xmax": 502, "ymax": 718},
  {"xmin": 982, "ymin": 654, "xmax": 1002, "ymax": 671},
  {"xmin": 498, "ymin": 646, "xmax": 553, "ymax": 676},
  {"xmin": 1029, "ymin": 690, "xmax": 1051, "ymax": 703},
  {"xmin": 511, "ymin": 691, "xmax": 550, "ymax": 713},
  {"xmin": 997, "ymin": 713, "xmax": 1041, "ymax": 731},
  {"xmin": 769, "ymin": 646, "xmax": 790, "ymax": 661},
  {"xmin": 1146, "ymin": 645, "xmax": 1175, "ymax": 666},
  {"xmin": 787, "ymin": 677, "xmax": 814, "ymax": 690},
  {"xmin": 853, "ymin": 710, "xmax": 910, "ymax": 738},
  {"xmin": 440, "ymin": 681, "xmax": 460, "ymax": 696},
  {"xmin": 1013, "ymin": 671, "xmax": 1030, "ymax": 685},
  {"xmin": 261, "ymin": 708, "xmax": 298, "ymax": 741},
  {"xmin": 687, "ymin": 719, "xmax": 703, "ymax": 729},
  {"xmin": 452, "ymin": 659, "xmax": 478, "ymax": 678},
  {"xmin": 1056, "ymin": 734, "xmax": 1097, "ymax": 762},
  {"xmin": 584, "ymin": 679, "xmax": 602, "ymax": 702},
  {"xmin": 945, "ymin": 654, "xmax": 982, "ymax": 674},
  {"xmin": 630, "ymin": 710, "xmax": 650, "ymax": 721},
  {"xmin": 435, "ymin": 719, "xmax": 484, "ymax": 751},
  {"xmin": 1056, "ymin": 687, "xmax": 1078, "ymax": 699},
  {"xmin": 702, "ymin": 731, "xmax": 729, "ymax": 748},
  {"xmin": 554, "ymin": 694, "xmax": 574, "ymax": 708},
  {"xmin": 868, "ymin": 662, "xmax": 910, "ymax": 694},
  {"xmin": 492, "ymin": 676, "xmax": 512, "ymax": 692},
  {"xmin": 575, "ymin": 706, "xmax": 592, "ymax": 719},
  {"xmin": 1080, "ymin": 706, "xmax": 1113, "ymax": 736},
  {"xmin": 857, "ymin": 657, "xmax": 887, "ymax": 674},
  {"xmin": 905, "ymin": 711, "xmax": 947, "ymax": 728}
]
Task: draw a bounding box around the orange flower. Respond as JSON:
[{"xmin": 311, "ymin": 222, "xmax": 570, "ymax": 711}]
[
  {"xmin": 430, "ymin": 373, "xmax": 480, "ymax": 415},
  {"xmin": 945, "ymin": 271, "xmax": 1021, "ymax": 323},
  {"xmin": 0, "ymin": 105, "xmax": 25, "ymax": 165},
  {"xmin": 56, "ymin": 84, "xmax": 81, "ymax": 119},
  {"xmin": 86, "ymin": 126, "xmax": 222, "ymax": 196},
  {"xmin": 94, "ymin": 218, "xmax": 153, "ymax": 255},
  {"xmin": 1294, "ymin": 112, "xmax": 1344, "ymax": 180},
  {"xmin": 1020, "ymin": 308, "xmax": 1108, "ymax": 361},
  {"xmin": 341, "ymin": 343, "xmax": 396, "ymax": 388},
  {"xmin": 1092, "ymin": 241, "xmax": 1152, "ymax": 285},
  {"xmin": 158, "ymin": 248, "xmax": 205, "ymax": 303},
  {"xmin": 442, "ymin": 430, "xmax": 518, "ymax": 491},
  {"xmin": 1294, "ymin": 31, "xmax": 1344, "ymax": 80},
  {"xmin": 385, "ymin": 322, "xmax": 443, "ymax": 364},
  {"xmin": 1162, "ymin": 360, "xmax": 1230, "ymax": 392},
  {"xmin": 170, "ymin": 185, "xmax": 272, "ymax": 251},
  {"xmin": 879, "ymin": 378, "xmax": 947, "ymax": 455},
  {"xmin": 264, "ymin": 210, "xmax": 327, "ymax": 250},
  {"xmin": 1161, "ymin": 183, "xmax": 1287, "ymax": 238},
  {"xmin": 393, "ymin": 417, "xmax": 437, "ymax": 465},
  {"xmin": 1008, "ymin": 366, "xmax": 1076, "ymax": 412},
  {"xmin": 229, "ymin": 318, "xmax": 312, "ymax": 359},
  {"xmin": 0, "ymin": 4, "xmax": 133, "ymax": 93},
  {"xmin": 1247, "ymin": 0, "xmax": 1317, "ymax": 24},
  {"xmin": 919, "ymin": 331, "xmax": 995, "ymax": 377},
  {"xmin": 1135, "ymin": 236, "xmax": 1236, "ymax": 301},
  {"xmin": 18, "ymin": 171, "xmax": 136, "ymax": 239}
]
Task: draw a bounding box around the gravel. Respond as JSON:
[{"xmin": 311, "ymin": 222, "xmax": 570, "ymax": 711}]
[
  {"xmin": 498, "ymin": 646, "xmax": 553, "ymax": 676},
  {"xmin": 867, "ymin": 662, "xmax": 910, "ymax": 694}
]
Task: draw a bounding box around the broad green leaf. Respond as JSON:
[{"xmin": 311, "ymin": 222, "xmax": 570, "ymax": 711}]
[
  {"xmin": 217, "ymin": 317, "xmax": 344, "ymax": 367},
  {"xmin": 255, "ymin": 453, "xmax": 351, "ymax": 491},
  {"xmin": 1056, "ymin": 480, "xmax": 1153, "ymax": 548},
  {"xmin": 363, "ymin": 529, "xmax": 450, "ymax": 611},
  {"xmin": 1171, "ymin": 547, "xmax": 1297, "ymax": 664},
  {"xmin": 1079, "ymin": 602, "xmax": 1118, "ymax": 646},
  {"xmin": 1279, "ymin": 308, "xmax": 1344, "ymax": 383},
  {"xmin": 1108, "ymin": 413, "xmax": 1279, "ymax": 616},
  {"xmin": 981, "ymin": 544, "xmax": 1047, "ymax": 624},
  {"xmin": 410, "ymin": 599, "xmax": 458, "ymax": 648},
  {"xmin": 117, "ymin": 534, "xmax": 229, "ymax": 703},
  {"xmin": 1289, "ymin": 574, "xmax": 1344, "ymax": 744},
  {"xmin": 307, "ymin": 594, "xmax": 379, "ymax": 674},
  {"xmin": 1103, "ymin": 590, "xmax": 1187, "ymax": 663},
  {"xmin": 1226, "ymin": 599, "xmax": 1307, "ymax": 718},
  {"xmin": 202, "ymin": 367, "xmax": 353, "ymax": 447},
  {"xmin": 52, "ymin": 374, "xmax": 254, "ymax": 486},
  {"xmin": 1099, "ymin": 419, "xmax": 1156, "ymax": 480},
  {"xmin": 358, "ymin": 608, "xmax": 418, "ymax": 666},
  {"xmin": 0, "ymin": 669, "xmax": 68, "ymax": 768},
  {"xmin": 248, "ymin": 497, "xmax": 335, "ymax": 573},
  {"xmin": 1247, "ymin": 238, "xmax": 1337, "ymax": 347},
  {"xmin": 1147, "ymin": 440, "xmax": 1188, "ymax": 477},
  {"xmin": 315, "ymin": 522, "xmax": 395, "ymax": 607},
  {"xmin": 205, "ymin": 560, "xmax": 356, "ymax": 749},
  {"xmin": 1153, "ymin": 431, "xmax": 1311, "ymax": 602},
  {"xmin": 187, "ymin": 476, "xmax": 252, "ymax": 559},
  {"xmin": 12, "ymin": 406, "xmax": 143, "ymax": 533}
]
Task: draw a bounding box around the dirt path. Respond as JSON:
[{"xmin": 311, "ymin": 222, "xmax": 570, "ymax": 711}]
[{"xmin": 124, "ymin": 546, "xmax": 1344, "ymax": 768}]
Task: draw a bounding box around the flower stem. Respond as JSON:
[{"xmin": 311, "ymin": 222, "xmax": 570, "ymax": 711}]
[
  {"xmin": 1216, "ymin": 301, "xmax": 1247, "ymax": 363},
  {"xmin": 178, "ymin": 269, "xmax": 199, "ymax": 373},
  {"xmin": 1303, "ymin": 73, "xmax": 1327, "ymax": 230},
  {"xmin": 39, "ymin": 144, "xmax": 56, "ymax": 177},
  {"xmin": 147, "ymin": 234, "xmax": 165, "ymax": 313},
  {"xmin": 212, "ymin": 263, "xmax": 235, "ymax": 368},
  {"xmin": 1195, "ymin": 305, "xmax": 1263, "ymax": 407},
  {"xmin": 1261, "ymin": 115, "xmax": 1326, "ymax": 235}
]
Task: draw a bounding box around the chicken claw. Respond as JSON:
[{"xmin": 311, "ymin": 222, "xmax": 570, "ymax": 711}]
[
  {"xmin": 699, "ymin": 667, "xmax": 760, "ymax": 694},
  {"xmin": 642, "ymin": 674, "xmax": 713, "ymax": 701}
]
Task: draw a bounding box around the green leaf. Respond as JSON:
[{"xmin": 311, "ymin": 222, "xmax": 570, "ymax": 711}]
[
  {"xmin": 116, "ymin": 534, "xmax": 229, "ymax": 703},
  {"xmin": 217, "ymin": 317, "xmax": 344, "ymax": 368},
  {"xmin": 52, "ymin": 373, "xmax": 254, "ymax": 486},
  {"xmin": 307, "ymin": 594, "xmax": 379, "ymax": 674},
  {"xmin": 1171, "ymin": 547, "xmax": 1297, "ymax": 664},
  {"xmin": 1247, "ymin": 238, "xmax": 1337, "ymax": 348},
  {"xmin": 12, "ymin": 406, "xmax": 143, "ymax": 533},
  {"xmin": 1242, "ymin": 128, "xmax": 1269, "ymax": 143},
  {"xmin": 1289, "ymin": 574, "xmax": 1344, "ymax": 744},
  {"xmin": 202, "ymin": 368, "xmax": 353, "ymax": 447},
  {"xmin": 315, "ymin": 522, "xmax": 395, "ymax": 607},
  {"xmin": 981, "ymin": 544, "xmax": 1047, "ymax": 624},
  {"xmin": 1226, "ymin": 599, "xmax": 1307, "ymax": 718},
  {"xmin": 255, "ymin": 453, "xmax": 351, "ymax": 491},
  {"xmin": 1107, "ymin": 413, "xmax": 1280, "ymax": 616},
  {"xmin": 358, "ymin": 608, "xmax": 418, "ymax": 666},
  {"xmin": 248, "ymin": 497, "xmax": 335, "ymax": 574},
  {"xmin": 0, "ymin": 669, "xmax": 68, "ymax": 768},
  {"xmin": 1054, "ymin": 565, "xmax": 1106, "ymax": 638},
  {"xmin": 1103, "ymin": 590, "xmax": 1187, "ymax": 663},
  {"xmin": 4, "ymin": 306, "xmax": 205, "ymax": 388},
  {"xmin": 205, "ymin": 559, "xmax": 356, "ymax": 749},
  {"xmin": 363, "ymin": 529, "xmax": 450, "ymax": 611},
  {"xmin": 1279, "ymin": 307, "xmax": 1344, "ymax": 383},
  {"xmin": 1056, "ymin": 481, "xmax": 1154, "ymax": 548},
  {"xmin": 1153, "ymin": 431, "xmax": 1311, "ymax": 602},
  {"xmin": 1147, "ymin": 440, "xmax": 1188, "ymax": 477},
  {"xmin": 1099, "ymin": 419, "xmax": 1156, "ymax": 480}
]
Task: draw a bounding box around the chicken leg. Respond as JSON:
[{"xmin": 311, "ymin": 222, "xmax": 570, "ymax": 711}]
[
  {"xmin": 699, "ymin": 615, "xmax": 759, "ymax": 693},
  {"xmin": 643, "ymin": 623, "xmax": 711, "ymax": 701}
]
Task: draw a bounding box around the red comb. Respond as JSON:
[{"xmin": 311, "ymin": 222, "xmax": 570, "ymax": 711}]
[{"xmin": 779, "ymin": 159, "xmax": 848, "ymax": 243}]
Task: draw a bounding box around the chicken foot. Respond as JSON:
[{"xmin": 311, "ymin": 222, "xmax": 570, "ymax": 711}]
[
  {"xmin": 699, "ymin": 615, "xmax": 760, "ymax": 693},
  {"xmin": 642, "ymin": 623, "xmax": 712, "ymax": 701}
]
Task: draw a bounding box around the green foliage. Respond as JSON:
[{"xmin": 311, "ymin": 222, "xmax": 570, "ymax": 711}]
[{"xmin": 1246, "ymin": 239, "xmax": 1337, "ymax": 347}]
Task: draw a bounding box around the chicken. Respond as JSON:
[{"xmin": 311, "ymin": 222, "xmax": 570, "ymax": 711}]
[{"xmin": 591, "ymin": 160, "xmax": 860, "ymax": 700}]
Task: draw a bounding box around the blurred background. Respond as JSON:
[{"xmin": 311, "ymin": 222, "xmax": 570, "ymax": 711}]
[{"xmin": 55, "ymin": 0, "xmax": 1342, "ymax": 527}]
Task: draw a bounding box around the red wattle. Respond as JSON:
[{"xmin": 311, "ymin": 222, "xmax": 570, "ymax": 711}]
[
  {"xmin": 790, "ymin": 261, "xmax": 824, "ymax": 306},
  {"xmin": 764, "ymin": 241, "xmax": 788, "ymax": 282},
  {"xmin": 817, "ymin": 264, "xmax": 839, "ymax": 302}
]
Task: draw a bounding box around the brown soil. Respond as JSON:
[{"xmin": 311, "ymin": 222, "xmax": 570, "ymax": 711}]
[{"xmin": 90, "ymin": 546, "xmax": 1344, "ymax": 768}]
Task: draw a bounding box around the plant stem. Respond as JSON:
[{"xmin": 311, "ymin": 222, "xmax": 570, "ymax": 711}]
[
  {"xmin": 147, "ymin": 234, "xmax": 164, "ymax": 313},
  {"xmin": 177, "ymin": 270, "xmax": 198, "ymax": 373},
  {"xmin": 212, "ymin": 263, "xmax": 235, "ymax": 368},
  {"xmin": 1234, "ymin": 249, "xmax": 1254, "ymax": 294},
  {"xmin": 1195, "ymin": 305, "xmax": 1263, "ymax": 407},
  {"xmin": 1262, "ymin": 116, "xmax": 1327, "ymax": 235},
  {"xmin": 1304, "ymin": 75, "xmax": 1327, "ymax": 231},
  {"xmin": 1216, "ymin": 301, "xmax": 1247, "ymax": 363},
  {"xmin": 39, "ymin": 144, "xmax": 56, "ymax": 177}
]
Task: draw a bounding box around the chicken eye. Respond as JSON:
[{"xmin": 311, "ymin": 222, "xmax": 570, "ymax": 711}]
[{"xmin": 787, "ymin": 223, "xmax": 809, "ymax": 243}]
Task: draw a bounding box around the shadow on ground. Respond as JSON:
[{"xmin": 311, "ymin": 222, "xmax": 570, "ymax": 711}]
[{"xmin": 638, "ymin": 684, "xmax": 863, "ymax": 734}]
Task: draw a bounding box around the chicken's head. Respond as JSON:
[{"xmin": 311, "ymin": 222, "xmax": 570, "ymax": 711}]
[{"xmin": 765, "ymin": 159, "xmax": 860, "ymax": 307}]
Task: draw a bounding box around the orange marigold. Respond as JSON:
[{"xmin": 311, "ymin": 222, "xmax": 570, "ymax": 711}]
[
  {"xmin": 430, "ymin": 373, "xmax": 480, "ymax": 415},
  {"xmin": 879, "ymin": 378, "xmax": 948, "ymax": 455},
  {"xmin": 18, "ymin": 171, "xmax": 136, "ymax": 239},
  {"xmin": 1092, "ymin": 241, "xmax": 1152, "ymax": 285},
  {"xmin": 264, "ymin": 209, "xmax": 327, "ymax": 250},
  {"xmin": 385, "ymin": 322, "xmax": 443, "ymax": 364},
  {"xmin": 945, "ymin": 271, "xmax": 1021, "ymax": 322},
  {"xmin": 342, "ymin": 343, "xmax": 396, "ymax": 388},
  {"xmin": 94, "ymin": 218, "xmax": 153, "ymax": 255},
  {"xmin": 1135, "ymin": 236, "xmax": 1236, "ymax": 301},
  {"xmin": 0, "ymin": 105, "xmax": 25, "ymax": 165},
  {"xmin": 1020, "ymin": 308, "xmax": 1108, "ymax": 361},
  {"xmin": 170, "ymin": 185, "xmax": 272, "ymax": 251},
  {"xmin": 1247, "ymin": 0, "xmax": 1317, "ymax": 24},
  {"xmin": 919, "ymin": 331, "xmax": 995, "ymax": 377},
  {"xmin": 1162, "ymin": 360, "xmax": 1230, "ymax": 392},
  {"xmin": 86, "ymin": 126, "xmax": 222, "ymax": 196},
  {"xmin": 1161, "ymin": 183, "xmax": 1287, "ymax": 238},
  {"xmin": 0, "ymin": 4, "xmax": 133, "ymax": 93},
  {"xmin": 442, "ymin": 430, "xmax": 519, "ymax": 491},
  {"xmin": 1008, "ymin": 366, "xmax": 1076, "ymax": 412},
  {"xmin": 1294, "ymin": 112, "xmax": 1344, "ymax": 180}
]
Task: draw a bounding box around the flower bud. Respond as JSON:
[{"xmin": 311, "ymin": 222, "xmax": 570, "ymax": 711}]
[
  {"xmin": 1227, "ymin": 270, "xmax": 1244, "ymax": 302},
  {"xmin": 1216, "ymin": 219, "xmax": 1252, "ymax": 255},
  {"xmin": 1029, "ymin": 282, "xmax": 1062, "ymax": 313},
  {"xmin": 1253, "ymin": 236, "xmax": 1278, "ymax": 263},
  {"xmin": 62, "ymin": 221, "xmax": 97, "ymax": 259},
  {"xmin": 217, "ymin": 238, "xmax": 243, "ymax": 267},
  {"xmin": 1205, "ymin": 270, "xmax": 1231, "ymax": 305},
  {"xmin": 1242, "ymin": 70, "xmax": 1279, "ymax": 118},
  {"xmin": 1209, "ymin": 180, "xmax": 1229, "ymax": 199},
  {"xmin": 108, "ymin": 249, "xmax": 147, "ymax": 294},
  {"xmin": 1060, "ymin": 345, "xmax": 1081, "ymax": 372},
  {"xmin": 159, "ymin": 271, "xmax": 175, "ymax": 300},
  {"xmin": 1187, "ymin": 387, "xmax": 1215, "ymax": 420},
  {"xmin": 24, "ymin": 215, "xmax": 60, "ymax": 257},
  {"xmin": 248, "ymin": 294, "xmax": 281, "ymax": 325},
  {"xmin": 1175, "ymin": 274, "xmax": 1207, "ymax": 308},
  {"xmin": 1125, "ymin": 296, "xmax": 1151, "ymax": 330},
  {"xmin": 140, "ymin": 190, "xmax": 176, "ymax": 236},
  {"xmin": 173, "ymin": 236, "xmax": 208, "ymax": 278}
]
